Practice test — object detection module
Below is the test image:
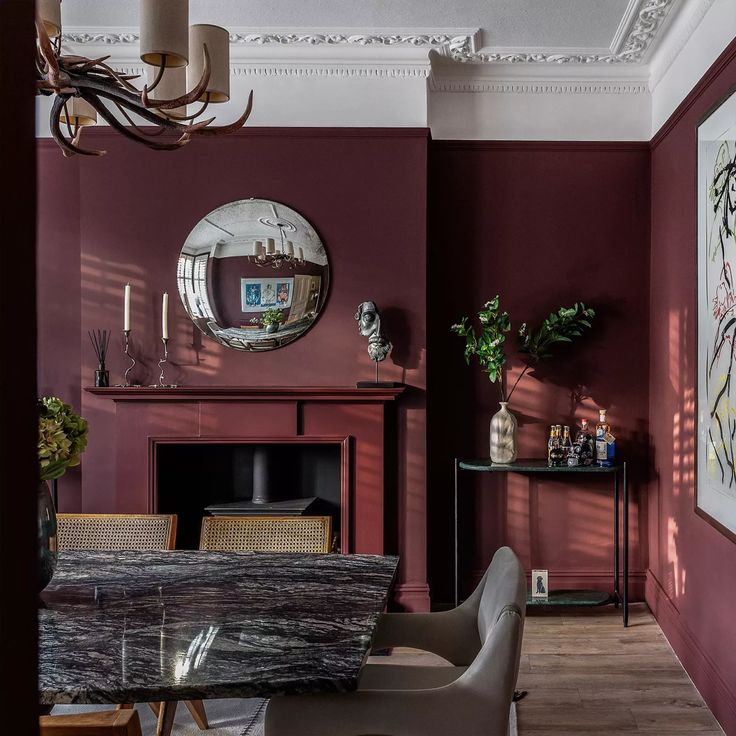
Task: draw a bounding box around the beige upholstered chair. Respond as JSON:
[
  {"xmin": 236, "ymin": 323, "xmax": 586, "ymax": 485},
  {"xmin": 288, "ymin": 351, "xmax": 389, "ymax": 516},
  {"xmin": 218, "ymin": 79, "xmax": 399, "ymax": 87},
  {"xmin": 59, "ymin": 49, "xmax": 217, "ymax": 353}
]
[
  {"xmin": 265, "ymin": 546, "xmax": 526, "ymax": 736},
  {"xmin": 40, "ymin": 709, "xmax": 143, "ymax": 736},
  {"xmin": 56, "ymin": 513, "xmax": 177, "ymax": 551},
  {"xmin": 199, "ymin": 515, "xmax": 332, "ymax": 553},
  {"xmin": 56, "ymin": 513, "xmax": 207, "ymax": 734}
]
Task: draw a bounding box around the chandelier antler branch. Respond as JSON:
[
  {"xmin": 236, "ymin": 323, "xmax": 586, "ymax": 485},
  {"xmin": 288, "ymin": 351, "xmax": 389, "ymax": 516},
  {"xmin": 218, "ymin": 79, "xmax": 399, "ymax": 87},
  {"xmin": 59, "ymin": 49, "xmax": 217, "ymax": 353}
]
[{"xmin": 36, "ymin": 3, "xmax": 254, "ymax": 156}]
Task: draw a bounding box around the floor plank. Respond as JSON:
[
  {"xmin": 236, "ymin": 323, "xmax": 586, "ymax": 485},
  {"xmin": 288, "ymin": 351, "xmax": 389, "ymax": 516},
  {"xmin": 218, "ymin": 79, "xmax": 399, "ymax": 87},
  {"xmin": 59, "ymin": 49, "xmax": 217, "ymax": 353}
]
[
  {"xmin": 518, "ymin": 604, "xmax": 724, "ymax": 735},
  {"xmin": 374, "ymin": 603, "xmax": 724, "ymax": 735}
]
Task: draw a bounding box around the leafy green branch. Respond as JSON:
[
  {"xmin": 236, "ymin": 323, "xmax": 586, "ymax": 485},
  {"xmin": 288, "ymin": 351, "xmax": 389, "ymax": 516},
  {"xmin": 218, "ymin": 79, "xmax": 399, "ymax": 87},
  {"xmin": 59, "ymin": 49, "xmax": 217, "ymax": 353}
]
[
  {"xmin": 452, "ymin": 297, "xmax": 595, "ymax": 403},
  {"xmin": 451, "ymin": 297, "xmax": 510, "ymax": 400}
]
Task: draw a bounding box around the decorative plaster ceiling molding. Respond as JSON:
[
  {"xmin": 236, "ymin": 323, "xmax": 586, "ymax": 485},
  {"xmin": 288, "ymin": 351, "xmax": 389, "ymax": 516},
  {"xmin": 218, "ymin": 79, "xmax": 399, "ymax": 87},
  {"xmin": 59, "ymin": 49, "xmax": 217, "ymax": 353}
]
[
  {"xmin": 229, "ymin": 66, "xmax": 431, "ymax": 79},
  {"xmin": 429, "ymin": 61, "xmax": 650, "ymax": 96},
  {"xmin": 429, "ymin": 78, "xmax": 649, "ymax": 95},
  {"xmin": 648, "ymin": 0, "xmax": 717, "ymax": 89},
  {"xmin": 60, "ymin": 26, "xmax": 476, "ymax": 81},
  {"xmin": 455, "ymin": 0, "xmax": 678, "ymax": 64},
  {"xmin": 59, "ymin": 1, "xmax": 677, "ymax": 69},
  {"xmin": 61, "ymin": 26, "xmax": 481, "ymax": 59},
  {"xmin": 105, "ymin": 61, "xmax": 431, "ymax": 80}
]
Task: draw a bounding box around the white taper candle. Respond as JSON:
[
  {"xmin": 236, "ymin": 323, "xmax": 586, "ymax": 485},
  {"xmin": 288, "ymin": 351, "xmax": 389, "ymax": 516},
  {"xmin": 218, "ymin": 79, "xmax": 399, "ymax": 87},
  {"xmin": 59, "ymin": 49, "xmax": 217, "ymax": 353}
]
[
  {"xmin": 124, "ymin": 283, "xmax": 131, "ymax": 331},
  {"xmin": 162, "ymin": 292, "xmax": 169, "ymax": 340}
]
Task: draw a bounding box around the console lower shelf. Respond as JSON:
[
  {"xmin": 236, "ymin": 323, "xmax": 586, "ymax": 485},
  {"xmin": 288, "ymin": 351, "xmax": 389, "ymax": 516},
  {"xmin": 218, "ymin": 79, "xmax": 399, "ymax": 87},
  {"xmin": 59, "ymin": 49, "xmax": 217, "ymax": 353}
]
[{"xmin": 527, "ymin": 589, "xmax": 615, "ymax": 607}]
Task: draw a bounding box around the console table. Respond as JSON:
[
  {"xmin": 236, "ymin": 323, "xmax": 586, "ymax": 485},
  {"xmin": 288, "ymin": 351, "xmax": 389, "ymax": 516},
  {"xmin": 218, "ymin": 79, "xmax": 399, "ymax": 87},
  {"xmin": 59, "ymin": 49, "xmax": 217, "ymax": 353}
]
[{"xmin": 454, "ymin": 458, "xmax": 629, "ymax": 626}]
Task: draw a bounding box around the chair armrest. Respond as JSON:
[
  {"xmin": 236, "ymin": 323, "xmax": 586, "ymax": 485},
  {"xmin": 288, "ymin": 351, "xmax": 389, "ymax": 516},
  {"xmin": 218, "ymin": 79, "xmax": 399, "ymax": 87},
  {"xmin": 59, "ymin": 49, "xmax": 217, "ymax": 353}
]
[
  {"xmin": 40, "ymin": 709, "xmax": 143, "ymax": 736},
  {"xmin": 371, "ymin": 608, "xmax": 481, "ymax": 665}
]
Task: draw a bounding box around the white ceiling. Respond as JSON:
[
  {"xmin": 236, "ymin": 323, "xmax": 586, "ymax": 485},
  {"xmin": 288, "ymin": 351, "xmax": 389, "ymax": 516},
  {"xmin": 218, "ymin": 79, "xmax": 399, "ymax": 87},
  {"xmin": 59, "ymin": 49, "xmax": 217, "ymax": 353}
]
[
  {"xmin": 39, "ymin": 0, "xmax": 730, "ymax": 141},
  {"xmin": 60, "ymin": 0, "xmax": 681, "ymax": 62}
]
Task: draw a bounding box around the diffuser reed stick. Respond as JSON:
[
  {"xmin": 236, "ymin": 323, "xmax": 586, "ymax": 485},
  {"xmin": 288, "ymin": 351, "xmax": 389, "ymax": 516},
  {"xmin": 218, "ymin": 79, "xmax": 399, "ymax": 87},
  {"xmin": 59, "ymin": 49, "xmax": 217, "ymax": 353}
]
[{"xmin": 88, "ymin": 329, "xmax": 111, "ymax": 387}]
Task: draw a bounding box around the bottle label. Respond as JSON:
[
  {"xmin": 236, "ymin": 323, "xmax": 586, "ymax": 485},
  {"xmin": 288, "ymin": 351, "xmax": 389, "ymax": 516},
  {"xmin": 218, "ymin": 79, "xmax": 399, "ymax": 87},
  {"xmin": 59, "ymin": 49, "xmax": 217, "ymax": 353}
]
[{"xmin": 596, "ymin": 438, "xmax": 607, "ymax": 460}]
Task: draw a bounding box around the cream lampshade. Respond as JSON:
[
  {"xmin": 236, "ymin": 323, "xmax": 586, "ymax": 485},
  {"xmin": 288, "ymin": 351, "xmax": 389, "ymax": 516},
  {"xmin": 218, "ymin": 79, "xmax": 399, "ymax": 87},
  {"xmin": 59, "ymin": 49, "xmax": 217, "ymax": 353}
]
[
  {"xmin": 188, "ymin": 24, "xmax": 230, "ymax": 103},
  {"xmin": 148, "ymin": 66, "xmax": 187, "ymax": 116},
  {"xmin": 139, "ymin": 0, "xmax": 188, "ymax": 68},
  {"xmin": 37, "ymin": 0, "xmax": 61, "ymax": 39},
  {"xmin": 59, "ymin": 97, "xmax": 97, "ymax": 127}
]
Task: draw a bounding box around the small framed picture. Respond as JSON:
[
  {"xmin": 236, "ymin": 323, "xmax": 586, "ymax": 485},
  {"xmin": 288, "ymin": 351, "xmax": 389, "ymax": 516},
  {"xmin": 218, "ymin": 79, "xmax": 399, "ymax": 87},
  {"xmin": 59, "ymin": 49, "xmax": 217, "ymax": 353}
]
[{"xmin": 531, "ymin": 569, "xmax": 549, "ymax": 600}]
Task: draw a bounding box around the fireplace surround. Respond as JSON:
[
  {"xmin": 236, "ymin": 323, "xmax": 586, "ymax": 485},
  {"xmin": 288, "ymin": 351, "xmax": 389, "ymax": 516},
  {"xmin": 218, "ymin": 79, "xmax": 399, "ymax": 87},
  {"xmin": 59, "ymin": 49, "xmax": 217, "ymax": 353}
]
[
  {"xmin": 155, "ymin": 438, "xmax": 345, "ymax": 550},
  {"xmin": 84, "ymin": 386, "xmax": 403, "ymax": 560}
]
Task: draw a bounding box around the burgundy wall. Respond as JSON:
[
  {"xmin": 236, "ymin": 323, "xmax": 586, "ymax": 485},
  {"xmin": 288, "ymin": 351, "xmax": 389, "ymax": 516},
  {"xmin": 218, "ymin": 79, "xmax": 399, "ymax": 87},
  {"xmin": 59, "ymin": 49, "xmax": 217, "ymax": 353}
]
[
  {"xmin": 648, "ymin": 40, "xmax": 736, "ymax": 733},
  {"xmin": 36, "ymin": 128, "xmax": 429, "ymax": 611},
  {"xmin": 38, "ymin": 129, "xmax": 660, "ymax": 622},
  {"xmin": 428, "ymin": 141, "xmax": 651, "ymax": 605},
  {"xmin": 37, "ymin": 146, "xmax": 82, "ymax": 509}
]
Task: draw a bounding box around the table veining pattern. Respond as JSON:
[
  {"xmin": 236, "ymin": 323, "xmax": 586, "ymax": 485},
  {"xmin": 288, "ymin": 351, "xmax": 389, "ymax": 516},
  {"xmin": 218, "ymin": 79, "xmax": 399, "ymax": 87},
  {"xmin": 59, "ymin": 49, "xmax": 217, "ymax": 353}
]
[{"xmin": 39, "ymin": 550, "xmax": 397, "ymax": 704}]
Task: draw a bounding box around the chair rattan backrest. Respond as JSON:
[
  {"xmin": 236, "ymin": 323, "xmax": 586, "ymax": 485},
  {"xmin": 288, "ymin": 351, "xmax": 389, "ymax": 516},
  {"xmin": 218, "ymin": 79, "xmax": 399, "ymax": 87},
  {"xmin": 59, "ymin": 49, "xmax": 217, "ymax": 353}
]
[
  {"xmin": 56, "ymin": 514, "xmax": 177, "ymax": 551},
  {"xmin": 199, "ymin": 515, "xmax": 332, "ymax": 553}
]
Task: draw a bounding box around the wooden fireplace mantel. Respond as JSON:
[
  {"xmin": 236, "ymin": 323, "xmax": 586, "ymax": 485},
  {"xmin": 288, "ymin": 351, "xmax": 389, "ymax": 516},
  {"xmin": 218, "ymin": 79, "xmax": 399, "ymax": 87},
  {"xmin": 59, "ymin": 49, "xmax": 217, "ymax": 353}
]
[
  {"xmin": 85, "ymin": 386, "xmax": 406, "ymax": 402},
  {"xmin": 82, "ymin": 383, "xmax": 405, "ymax": 561}
]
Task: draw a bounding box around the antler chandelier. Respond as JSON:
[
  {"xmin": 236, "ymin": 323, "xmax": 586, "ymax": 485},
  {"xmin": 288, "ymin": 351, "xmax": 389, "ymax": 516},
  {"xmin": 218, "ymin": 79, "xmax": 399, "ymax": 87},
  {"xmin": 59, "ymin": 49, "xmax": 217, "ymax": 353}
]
[{"xmin": 36, "ymin": 0, "xmax": 253, "ymax": 156}]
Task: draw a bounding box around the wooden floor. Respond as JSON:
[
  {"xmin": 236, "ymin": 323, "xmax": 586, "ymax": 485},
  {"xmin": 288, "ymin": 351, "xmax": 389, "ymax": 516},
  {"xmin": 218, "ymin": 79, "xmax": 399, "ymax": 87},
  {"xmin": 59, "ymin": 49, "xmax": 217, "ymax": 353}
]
[{"xmin": 376, "ymin": 603, "xmax": 724, "ymax": 735}]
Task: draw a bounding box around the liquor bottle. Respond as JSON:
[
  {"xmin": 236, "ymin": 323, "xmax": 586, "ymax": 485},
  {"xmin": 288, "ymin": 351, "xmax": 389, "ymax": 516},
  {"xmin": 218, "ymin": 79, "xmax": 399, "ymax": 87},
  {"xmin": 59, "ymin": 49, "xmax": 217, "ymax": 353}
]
[
  {"xmin": 574, "ymin": 418, "xmax": 594, "ymax": 466},
  {"xmin": 595, "ymin": 410, "xmax": 614, "ymax": 467},
  {"xmin": 548, "ymin": 425, "xmax": 564, "ymax": 467},
  {"xmin": 547, "ymin": 425, "xmax": 557, "ymax": 467},
  {"xmin": 561, "ymin": 426, "xmax": 573, "ymax": 464}
]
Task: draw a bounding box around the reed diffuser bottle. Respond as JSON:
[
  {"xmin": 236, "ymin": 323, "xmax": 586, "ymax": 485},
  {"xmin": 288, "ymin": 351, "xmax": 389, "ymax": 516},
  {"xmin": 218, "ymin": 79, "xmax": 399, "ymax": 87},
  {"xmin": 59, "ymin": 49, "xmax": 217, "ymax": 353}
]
[{"xmin": 89, "ymin": 329, "xmax": 110, "ymax": 387}]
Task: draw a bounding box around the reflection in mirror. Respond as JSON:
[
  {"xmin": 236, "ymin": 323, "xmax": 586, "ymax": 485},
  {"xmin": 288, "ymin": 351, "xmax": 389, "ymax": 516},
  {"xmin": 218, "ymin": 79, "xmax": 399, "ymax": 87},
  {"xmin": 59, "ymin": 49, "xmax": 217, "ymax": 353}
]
[{"xmin": 177, "ymin": 199, "xmax": 329, "ymax": 351}]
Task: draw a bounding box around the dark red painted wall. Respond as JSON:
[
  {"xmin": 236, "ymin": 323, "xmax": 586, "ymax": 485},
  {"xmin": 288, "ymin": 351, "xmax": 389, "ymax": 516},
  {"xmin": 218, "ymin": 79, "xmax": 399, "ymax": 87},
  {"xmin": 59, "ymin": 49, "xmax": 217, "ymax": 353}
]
[
  {"xmin": 648, "ymin": 41, "xmax": 736, "ymax": 733},
  {"xmin": 37, "ymin": 128, "xmax": 655, "ymax": 619},
  {"xmin": 36, "ymin": 129, "xmax": 429, "ymax": 611},
  {"xmin": 428, "ymin": 141, "xmax": 651, "ymax": 605},
  {"xmin": 37, "ymin": 146, "xmax": 82, "ymax": 510}
]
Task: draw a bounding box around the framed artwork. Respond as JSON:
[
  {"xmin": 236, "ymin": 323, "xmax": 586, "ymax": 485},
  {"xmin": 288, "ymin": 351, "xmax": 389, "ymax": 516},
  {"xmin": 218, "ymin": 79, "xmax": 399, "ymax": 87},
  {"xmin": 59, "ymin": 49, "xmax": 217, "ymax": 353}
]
[
  {"xmin": 531, "ymin": 569, "xmax": 548, "ymax": 600},
  {"xmin": 697, "ymin": 86, "xmax": 736, "ymax": 542},
  {"xmin": 240, "ymin": 277, "xmax": 294, "ymax": 313}
]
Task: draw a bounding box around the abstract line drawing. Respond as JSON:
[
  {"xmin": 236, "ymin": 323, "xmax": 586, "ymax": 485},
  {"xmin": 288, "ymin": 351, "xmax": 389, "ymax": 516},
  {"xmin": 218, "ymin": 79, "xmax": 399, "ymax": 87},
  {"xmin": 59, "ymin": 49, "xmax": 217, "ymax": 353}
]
[{"xmin": 698, "ymin": 88, "xmax": 736, "ymax": 539}]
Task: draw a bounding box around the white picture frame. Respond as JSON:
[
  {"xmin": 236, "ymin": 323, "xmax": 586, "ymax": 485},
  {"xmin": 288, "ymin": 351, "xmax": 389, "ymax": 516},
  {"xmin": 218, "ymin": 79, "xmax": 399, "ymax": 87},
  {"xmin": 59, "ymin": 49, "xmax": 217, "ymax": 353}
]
[
  {"xmin": 531, "ymin": 569, "xmax": 548, "ymax": 600},
  {"xmin": 697, "ymin": 86, "xmax": 736, "ymax": 543}
]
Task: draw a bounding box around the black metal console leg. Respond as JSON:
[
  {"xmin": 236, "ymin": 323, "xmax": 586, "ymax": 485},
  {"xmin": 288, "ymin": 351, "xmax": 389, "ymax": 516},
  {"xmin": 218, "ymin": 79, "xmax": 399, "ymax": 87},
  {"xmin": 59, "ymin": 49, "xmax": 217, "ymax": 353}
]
[
  {"xmin": 614, "ymin": 470, "xmax": 620, "ymax": 608},
  {"xmin": 623, "ymin": 461, "xmax": 629, "ymax": 627}
]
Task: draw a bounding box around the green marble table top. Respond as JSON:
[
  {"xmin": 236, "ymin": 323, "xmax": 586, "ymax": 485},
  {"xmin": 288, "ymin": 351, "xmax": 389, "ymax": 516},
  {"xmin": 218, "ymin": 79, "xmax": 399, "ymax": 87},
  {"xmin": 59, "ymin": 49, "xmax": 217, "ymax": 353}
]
[{"xmin": 459, "ymin": 458, "xmax": 622, "ymax": 473}]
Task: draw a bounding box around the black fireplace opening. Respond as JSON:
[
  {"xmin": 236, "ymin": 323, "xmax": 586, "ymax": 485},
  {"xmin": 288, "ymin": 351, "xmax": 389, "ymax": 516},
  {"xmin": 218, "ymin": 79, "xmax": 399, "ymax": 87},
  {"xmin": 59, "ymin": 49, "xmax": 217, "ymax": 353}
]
[{"xmin": 156, "ymin": 442, "xmax": 342, "ymax": 549}]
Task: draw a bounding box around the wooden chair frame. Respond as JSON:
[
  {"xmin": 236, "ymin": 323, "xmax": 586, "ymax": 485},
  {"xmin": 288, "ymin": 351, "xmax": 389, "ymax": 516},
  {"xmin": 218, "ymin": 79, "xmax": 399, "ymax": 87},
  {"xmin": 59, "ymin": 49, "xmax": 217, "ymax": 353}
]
[{"xmin": 40, "ymin": 709, "xmax": 143, "ymax": 736}]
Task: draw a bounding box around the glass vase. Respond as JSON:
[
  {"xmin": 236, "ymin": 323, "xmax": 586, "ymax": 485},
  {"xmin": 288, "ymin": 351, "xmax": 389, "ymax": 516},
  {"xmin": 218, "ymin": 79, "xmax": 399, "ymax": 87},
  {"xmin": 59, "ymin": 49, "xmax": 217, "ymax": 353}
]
[
  {"xmin": 489, "ymin": 402, "xmax": 518, "ymax": 464},
  {"xmin": 38, "ymin": 480, "xmax": 58, "ymax": 592}
]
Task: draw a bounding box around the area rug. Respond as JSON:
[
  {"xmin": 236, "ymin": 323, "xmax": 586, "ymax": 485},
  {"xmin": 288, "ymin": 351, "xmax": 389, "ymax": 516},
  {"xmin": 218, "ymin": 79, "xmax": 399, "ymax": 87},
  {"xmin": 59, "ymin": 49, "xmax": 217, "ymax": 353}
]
[
  {"xmin": 53, "ymin": 699, "xmax": 516, "ymax": 735},
  {"xmin": 52, "ymin": 698, "xmax": 267, "ymax": 736}
]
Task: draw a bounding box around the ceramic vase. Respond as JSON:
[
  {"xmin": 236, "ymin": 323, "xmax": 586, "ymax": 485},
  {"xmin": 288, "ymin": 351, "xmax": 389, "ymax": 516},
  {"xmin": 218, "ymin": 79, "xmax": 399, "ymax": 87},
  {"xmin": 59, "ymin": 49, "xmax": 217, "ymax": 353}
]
[
  {"xmin": 38, "ymin": 481, "xmax": 58, "ymax": 591},
  {"xmin": 266, "ymin": 323, "xmax": 279, "ymax": 334},
  {"xmin": 489, "ymin": 402, "xmax": 518, "ymax": 464}
]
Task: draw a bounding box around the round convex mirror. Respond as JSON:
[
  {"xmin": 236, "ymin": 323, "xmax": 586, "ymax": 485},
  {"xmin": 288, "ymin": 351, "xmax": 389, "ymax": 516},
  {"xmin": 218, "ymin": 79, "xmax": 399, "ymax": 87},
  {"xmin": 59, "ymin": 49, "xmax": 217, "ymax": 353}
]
[{"xmin": 177, "ymin": 199, "xmax": 330, "ymax": 351}]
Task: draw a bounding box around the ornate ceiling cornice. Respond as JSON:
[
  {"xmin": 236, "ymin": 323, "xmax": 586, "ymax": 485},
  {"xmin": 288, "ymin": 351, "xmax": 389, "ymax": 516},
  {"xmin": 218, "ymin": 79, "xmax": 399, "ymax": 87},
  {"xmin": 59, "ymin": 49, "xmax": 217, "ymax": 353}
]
[
  {"xmin": 60, "ymin": 29, "xmax": 478, "ymax": 59},
  {"xmin": 453, "ymin": 0, "xmax": 677, "ymax": 64},
  {"xmin": 429, "ymin": 78, "xmax": 650, "ymax": 95},
  {"xmin": 59, "ymin": 0, "xmax": 677, "ymax": 67}
]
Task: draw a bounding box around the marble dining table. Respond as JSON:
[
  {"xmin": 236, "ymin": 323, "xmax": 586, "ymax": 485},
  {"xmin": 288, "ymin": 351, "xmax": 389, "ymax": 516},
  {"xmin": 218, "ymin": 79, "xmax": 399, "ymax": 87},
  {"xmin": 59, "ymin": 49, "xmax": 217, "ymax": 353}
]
[{"xmin": 39, "ymin": 550, "xmax": 398, "ymax": 712}]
